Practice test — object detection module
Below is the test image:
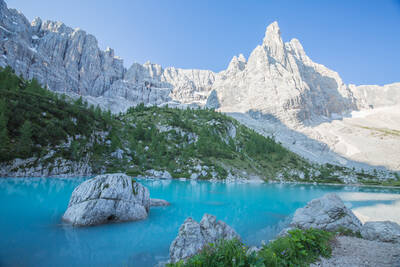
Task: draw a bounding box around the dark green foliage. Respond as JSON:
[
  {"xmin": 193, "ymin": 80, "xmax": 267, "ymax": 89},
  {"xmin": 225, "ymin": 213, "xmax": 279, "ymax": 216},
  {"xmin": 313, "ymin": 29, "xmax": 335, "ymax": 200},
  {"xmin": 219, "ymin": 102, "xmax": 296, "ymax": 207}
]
[
  {"xmin": 122, "ymin": 105, "xmax": 309, "ymax": 180},
  {"xmin": 167, "ymin": 228, "xmax": 334, "ymax": 267},
  {"xmin": 0, "ymin": 66, "xmax": 114, "ymax": 165},
  {"xmin": 0, "ymin": 98, "xmax": 10, "ymax": 161},
  {"xmin": 17, "ymin": 120, "xmax": 33, "ymax": 158},
  {"xmin": 259, "ymin": 228, "xmax": 333, "ymax": 267},
  {"xmin": 168, "ymin": 239, "xmax": 262, "ymax": 267},
  {"xmin": 0, "ymin": 66, "xmax": 322, "ymax": 181}
]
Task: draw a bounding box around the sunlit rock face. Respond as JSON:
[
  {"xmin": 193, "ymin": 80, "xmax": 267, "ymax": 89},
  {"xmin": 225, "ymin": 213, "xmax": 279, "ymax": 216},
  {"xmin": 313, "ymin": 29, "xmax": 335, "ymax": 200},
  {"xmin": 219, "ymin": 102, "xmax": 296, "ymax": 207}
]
[
  {"xmin": 1, "ymin": 0, "xmax": 399, "ymax": 124},
  {"xmin": 212, "ymin": 22, "xmax": 359, "ymax": 125}
]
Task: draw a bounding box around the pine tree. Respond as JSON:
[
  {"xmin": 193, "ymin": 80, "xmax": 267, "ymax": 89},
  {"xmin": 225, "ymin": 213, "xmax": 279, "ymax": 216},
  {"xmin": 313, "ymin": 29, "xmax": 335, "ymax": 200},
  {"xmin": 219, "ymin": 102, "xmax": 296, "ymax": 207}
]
[
  {"xmin": 17, "ymin": 120, "xmax": 33, "ymax": 158},
  {"xmin": 0, "ymin": 109, "xmax": 9, "ymax": 161},
  {"xmin": 25, "ymin": 78, "xmax": 42, "ymax": 94}
]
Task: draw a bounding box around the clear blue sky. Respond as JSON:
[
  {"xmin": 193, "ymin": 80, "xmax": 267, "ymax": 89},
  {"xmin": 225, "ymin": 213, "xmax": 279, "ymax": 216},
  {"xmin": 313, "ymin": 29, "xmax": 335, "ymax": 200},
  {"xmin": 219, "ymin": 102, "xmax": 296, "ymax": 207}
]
[{"xmin": 6, "ymin": 0, "xmax": 400, "ymax": 85}]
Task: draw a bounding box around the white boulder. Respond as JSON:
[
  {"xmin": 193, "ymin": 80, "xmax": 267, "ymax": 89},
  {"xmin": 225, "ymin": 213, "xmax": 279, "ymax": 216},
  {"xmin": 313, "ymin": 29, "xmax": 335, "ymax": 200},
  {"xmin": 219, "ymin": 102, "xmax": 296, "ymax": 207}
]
[{"xmin": 62, "ymin": 173, "xmax": 150, "ymax": 226}]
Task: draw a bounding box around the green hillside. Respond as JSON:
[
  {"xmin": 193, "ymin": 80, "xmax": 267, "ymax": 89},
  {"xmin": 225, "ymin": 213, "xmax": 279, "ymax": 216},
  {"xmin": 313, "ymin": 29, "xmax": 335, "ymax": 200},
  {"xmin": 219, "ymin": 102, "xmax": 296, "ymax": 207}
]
[{"xmin": 0, "ymin": 66, "xmax": 398, "ymax": 184}]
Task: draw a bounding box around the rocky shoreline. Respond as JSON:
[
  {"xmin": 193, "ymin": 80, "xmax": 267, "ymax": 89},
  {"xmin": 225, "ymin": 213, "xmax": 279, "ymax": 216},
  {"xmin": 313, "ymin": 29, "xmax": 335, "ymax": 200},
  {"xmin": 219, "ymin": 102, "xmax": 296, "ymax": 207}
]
[
  {"xmin": 164, "ymin": 193, "xmax": 400, "ymax": 266},
  {"xmin": 53, "ymin": 173, "xmax": 400, "ymax": 266}
]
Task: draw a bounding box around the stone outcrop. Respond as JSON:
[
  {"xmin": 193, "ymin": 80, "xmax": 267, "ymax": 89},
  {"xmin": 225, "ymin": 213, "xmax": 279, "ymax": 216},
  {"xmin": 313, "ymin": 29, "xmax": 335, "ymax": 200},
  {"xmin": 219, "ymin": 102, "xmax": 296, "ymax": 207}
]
[
  {"xmin": 62, "ymin": 173, "xmax": 150, "ymax": 226},
  {"xmin": 169, "ymin": 214, "xmax": 239, "ymax": 263},
  {"xmin": 361, "ymin": 221, "xmax": 400, "ymax": 243},
  {"xmin": 204, "ymin": 90, "xmax": 220, "ymax": 109},
  {"xmin": 289, "ymin": 193, "xmax": 362, "ymax": 233},
  {"xmin": 144, "ymin": 170, "xmax": 172, "ymax": 179}
]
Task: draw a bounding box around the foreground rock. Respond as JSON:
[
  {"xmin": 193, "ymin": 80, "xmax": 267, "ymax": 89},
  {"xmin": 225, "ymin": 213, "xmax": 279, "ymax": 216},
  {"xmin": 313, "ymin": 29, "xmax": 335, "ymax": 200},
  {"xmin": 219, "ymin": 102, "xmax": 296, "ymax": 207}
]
[
  {"xmin": 150, "ymin": 198, "xmax": 170, "ymax": 207},
  {"xmin": 311, "ymin": 236, "xmax": 400, "ymax": 267},
  {"xmin": 289, "ymin": 193, "xmax": 362, "ymax": 233},
  {"xmin": 169, "ymin": 214, "xmax": 239, "ymax": 263},
  {"xmin": 361, "ymin": 221, "xmax": 400, "ymax": 243},
  {"xmin": 62, "ymin": 173, "xmax": 150, "ymax": 226}
]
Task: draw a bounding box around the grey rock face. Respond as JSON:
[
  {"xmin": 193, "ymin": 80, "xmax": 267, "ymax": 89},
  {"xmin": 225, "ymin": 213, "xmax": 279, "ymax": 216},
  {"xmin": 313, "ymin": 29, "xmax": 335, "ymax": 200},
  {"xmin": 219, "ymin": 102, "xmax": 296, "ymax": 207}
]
[
  {"xmin": 145, "ymin": 169, "xmax": 172, "ymax": 179},
  {"xmin": 204, "ymin": 90, "xmax": 220, "ymax": 109},
  {"xmin": 0, "ymin": 156, "xmax": 94, "ymax": 177},
  {"xmin": 62, "ymin": 173, "xmax": 150, "ymax": 226},
  {"xmin": 290, "ymin": 193, "xmax": 362, "ymax": 233},
  {"xmin": 2, "ymin": 0, "xmax": 399, "ymax": 123},
  {"xmin": 150, "ymin": 198, "xmax": 170, "ymax": 207},
  {"xmin": 361, "ymin": 221, "xmax": 400, "ymax": 243},
  {"xmin": 169, "ymin": 214, "xmax": 239, "ymax": 263}
]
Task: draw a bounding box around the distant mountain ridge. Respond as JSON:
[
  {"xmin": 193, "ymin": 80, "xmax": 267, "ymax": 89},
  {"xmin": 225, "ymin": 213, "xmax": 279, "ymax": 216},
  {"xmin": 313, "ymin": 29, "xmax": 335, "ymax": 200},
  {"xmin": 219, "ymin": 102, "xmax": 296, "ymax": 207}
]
[{"xmin": 1, "ymin": 0, "xmax": 399, "ymax": 124}]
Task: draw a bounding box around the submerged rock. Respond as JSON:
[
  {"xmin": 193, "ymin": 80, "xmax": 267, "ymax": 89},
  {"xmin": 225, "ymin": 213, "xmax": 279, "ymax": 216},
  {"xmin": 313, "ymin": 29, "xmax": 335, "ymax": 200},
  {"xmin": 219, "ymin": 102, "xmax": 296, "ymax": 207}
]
[
  {"xmin": 62, "ymin": 173, "xmax": 150, "ymax": 226},
  {"xmin": 150, "ymin": 198, "xmax": 170, "ymax": 207},
  {"xmin": 361, "ymin": 221, "xmax": 400, "ymax": 243},
  {"xmin": 289, "ymin": 193, "xmax": 362, "ymax": 233},
  {"xmin": 169, "ymin": 214, "xmax": 240, "ymax": 263},
  {"xmin": 145, "ymin": 169, "xmax": 172, "ymax": 179}
]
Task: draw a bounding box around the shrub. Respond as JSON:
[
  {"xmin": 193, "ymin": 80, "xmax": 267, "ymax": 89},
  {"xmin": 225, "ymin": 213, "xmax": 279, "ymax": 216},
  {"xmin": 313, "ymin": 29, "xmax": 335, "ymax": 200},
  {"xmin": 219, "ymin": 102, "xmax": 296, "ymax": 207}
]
[
  {"xmin": 167, "ymin": 228, "xmax": 334, "ymax": 267},
  {"xmin": 259, "ymin": 228, "xmax": 333, "ymax": 267},
  {"xmin": 168, "ymin": 239, "xmax": 262, "ymax": 267}
]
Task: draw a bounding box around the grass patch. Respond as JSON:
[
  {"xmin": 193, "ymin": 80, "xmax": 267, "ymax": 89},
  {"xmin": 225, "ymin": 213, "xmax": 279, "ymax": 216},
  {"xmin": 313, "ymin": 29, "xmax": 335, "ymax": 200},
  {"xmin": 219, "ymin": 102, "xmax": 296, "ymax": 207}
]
[{"xmin": 168, "ymin": 228, "xmax": 334, "ymax": 267}]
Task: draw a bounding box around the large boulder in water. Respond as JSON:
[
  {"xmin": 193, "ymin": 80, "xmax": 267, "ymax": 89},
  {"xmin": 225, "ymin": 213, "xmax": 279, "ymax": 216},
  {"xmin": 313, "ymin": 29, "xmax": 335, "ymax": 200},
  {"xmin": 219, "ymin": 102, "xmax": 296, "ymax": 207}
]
[
  {"xmin": 169, "ymin": 214, "xmax": 239, "ymax": 263},
  {"xmin": 290, "ymin": 193, "xmax": 362, "ymax": 233},
  {"xmin": 62, "ymin": 173, "xmax": 150, "ymax": 226},
  {"xmin": 361, "ymin": 221, "xmax": 400, "ymax": 243}
]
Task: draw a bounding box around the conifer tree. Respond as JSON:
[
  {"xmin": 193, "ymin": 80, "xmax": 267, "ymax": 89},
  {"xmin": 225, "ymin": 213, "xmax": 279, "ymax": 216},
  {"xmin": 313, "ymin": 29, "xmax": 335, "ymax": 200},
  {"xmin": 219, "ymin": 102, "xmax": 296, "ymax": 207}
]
[
  {"xmin": 0, "ymin": 101, "xmax": 9, "ymax": 160},
  {"xmin": 17, "ymin": 120, "xmax": 33, "ymax": 158}
]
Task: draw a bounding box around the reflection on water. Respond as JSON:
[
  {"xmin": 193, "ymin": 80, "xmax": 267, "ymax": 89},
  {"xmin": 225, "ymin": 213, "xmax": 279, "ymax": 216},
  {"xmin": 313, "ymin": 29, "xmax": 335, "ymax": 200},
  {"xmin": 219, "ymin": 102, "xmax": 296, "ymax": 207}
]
[
  {"xmin": 0, "ymin": 177, "xmax": 399, "ymax": 267},
  {"xmin": 338, "ymin": 192, "xmax": 400, "ymax": 223}
]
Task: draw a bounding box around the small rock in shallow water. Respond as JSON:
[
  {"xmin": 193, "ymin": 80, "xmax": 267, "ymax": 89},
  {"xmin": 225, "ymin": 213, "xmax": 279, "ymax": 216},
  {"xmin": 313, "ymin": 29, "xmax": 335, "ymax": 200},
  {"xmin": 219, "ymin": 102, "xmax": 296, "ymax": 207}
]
[
  {"xmin": 150, "ymin": 198, "xmax": 170, "ymax": 207},
  {"xmin": 62, "ymin": 173, "xmax": 150, "ymax": 226}
]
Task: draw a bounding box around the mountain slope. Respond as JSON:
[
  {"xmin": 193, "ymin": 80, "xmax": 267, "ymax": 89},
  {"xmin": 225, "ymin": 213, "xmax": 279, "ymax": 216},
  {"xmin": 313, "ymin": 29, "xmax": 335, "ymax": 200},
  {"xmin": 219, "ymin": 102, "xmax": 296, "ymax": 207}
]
[
  {"xmin": 1, "ymin": 0, "xmax": 398, "ymax": 121},
  {"xmin": 1, "ymin": 0, "xmax": 400, "ymax": 172},
  {"xmin": 0, "ymin": 66, "xmax": 313, "ymax": 181},
  {"xmin": 2, "ymin": 66, "xmax": 398, "ymax": 185}
]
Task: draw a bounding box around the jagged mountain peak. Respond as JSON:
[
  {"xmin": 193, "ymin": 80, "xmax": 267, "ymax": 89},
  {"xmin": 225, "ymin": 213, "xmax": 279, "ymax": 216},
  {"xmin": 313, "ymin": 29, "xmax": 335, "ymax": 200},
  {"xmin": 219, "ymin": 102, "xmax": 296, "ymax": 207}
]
[
  {"xmin": 264, "ymin": 21, "xmax": 281, "ymax": 38},
  {"xmin": 262, "ymin": 21, "xmax": 287, "ymax": 65},
  {"xmin": 0, "ymin": 0, "xmax": 398, "ymax": 122},
  {"xmin": 227, "ymin": 54, "xmax": 246, "ymax": 72}
]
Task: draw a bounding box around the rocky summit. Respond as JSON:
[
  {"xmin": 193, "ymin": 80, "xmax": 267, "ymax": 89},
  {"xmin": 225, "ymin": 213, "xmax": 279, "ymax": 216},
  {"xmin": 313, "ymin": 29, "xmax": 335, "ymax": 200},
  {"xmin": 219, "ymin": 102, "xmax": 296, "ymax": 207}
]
[{"xmin": 0, "ymin": 0, "xmax": 398, "ymax": 122}]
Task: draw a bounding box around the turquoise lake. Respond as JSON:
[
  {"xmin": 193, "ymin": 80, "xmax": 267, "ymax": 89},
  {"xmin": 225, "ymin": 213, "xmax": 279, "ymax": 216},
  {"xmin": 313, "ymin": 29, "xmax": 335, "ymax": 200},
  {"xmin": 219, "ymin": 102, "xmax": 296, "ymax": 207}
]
[{"xmin": 1, "ymin": 177, "xmax": 400, "ymax": 267}]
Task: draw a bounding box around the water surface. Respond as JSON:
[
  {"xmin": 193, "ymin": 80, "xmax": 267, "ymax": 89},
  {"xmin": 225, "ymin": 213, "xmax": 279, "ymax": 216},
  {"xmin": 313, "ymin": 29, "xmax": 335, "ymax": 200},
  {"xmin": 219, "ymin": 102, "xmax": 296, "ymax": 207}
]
[{"xmin": 1, "ymin": 177, "xmax": 399, "ymax": 267}]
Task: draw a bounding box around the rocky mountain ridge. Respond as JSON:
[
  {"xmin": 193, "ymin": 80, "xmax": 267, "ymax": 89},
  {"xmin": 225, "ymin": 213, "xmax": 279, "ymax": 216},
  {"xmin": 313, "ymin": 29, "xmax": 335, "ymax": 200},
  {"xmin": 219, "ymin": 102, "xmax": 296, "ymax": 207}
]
[
  {"xmin": 1, "ymin": 0, "xmax": 400, "ymax": 171},
  {"xmin": 1, "ymin": 0, "xmax": 399, "ymax": 123}
]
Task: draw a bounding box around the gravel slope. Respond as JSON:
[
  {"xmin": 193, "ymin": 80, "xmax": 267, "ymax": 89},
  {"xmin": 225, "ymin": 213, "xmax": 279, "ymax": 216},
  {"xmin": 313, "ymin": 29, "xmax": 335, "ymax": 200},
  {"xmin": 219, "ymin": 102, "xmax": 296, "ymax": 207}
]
[{"xmin": 311, "ymin": 235, "xmax": 400, "ymax": 267}]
